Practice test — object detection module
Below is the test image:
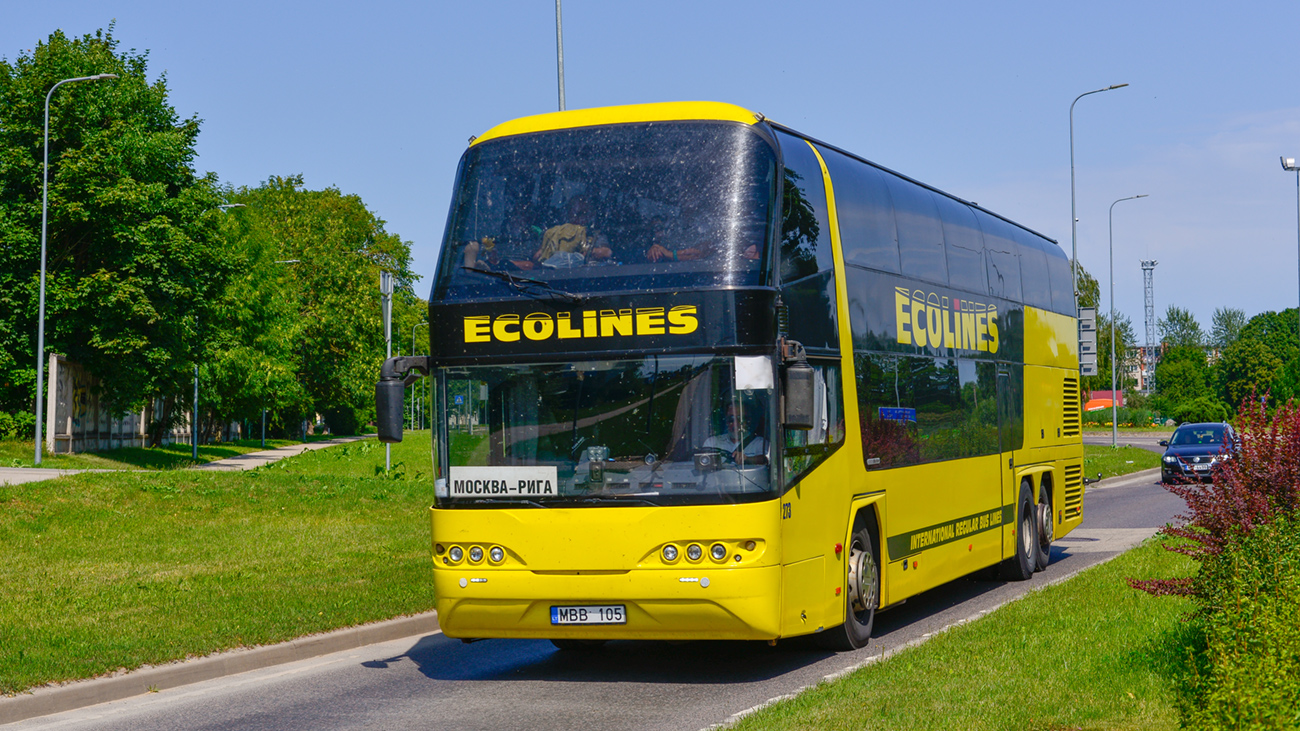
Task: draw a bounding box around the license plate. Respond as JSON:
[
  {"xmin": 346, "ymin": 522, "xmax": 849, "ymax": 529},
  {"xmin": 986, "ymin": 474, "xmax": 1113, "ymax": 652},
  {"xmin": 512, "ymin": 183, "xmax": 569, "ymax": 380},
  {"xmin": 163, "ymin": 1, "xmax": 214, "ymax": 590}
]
[
  {"xmin": 1192, "ymin": 464, "xmax": 1210, "ymax": 471},
  {"xmin": 550, "ymin": 605, "xmax": 626, "ymax": 625}
]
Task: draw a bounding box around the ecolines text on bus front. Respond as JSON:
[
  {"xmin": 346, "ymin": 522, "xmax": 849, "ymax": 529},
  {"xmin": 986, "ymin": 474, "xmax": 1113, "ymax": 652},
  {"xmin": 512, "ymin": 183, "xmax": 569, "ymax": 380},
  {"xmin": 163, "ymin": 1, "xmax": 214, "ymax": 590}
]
[{"xmin": 463, "ymin": 305, "xmax": 699, "ymax": 344}]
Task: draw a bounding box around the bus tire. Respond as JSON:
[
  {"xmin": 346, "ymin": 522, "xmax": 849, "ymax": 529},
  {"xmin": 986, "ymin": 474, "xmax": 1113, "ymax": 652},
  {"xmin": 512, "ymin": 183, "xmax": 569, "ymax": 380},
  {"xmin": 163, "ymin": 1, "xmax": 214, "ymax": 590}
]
[
  {"xmin": 999, "ymin": 480, "xmax": 1037, "ymax": 581},
  {"xmin": 816, "ymin": 522, "xmax": 879, "ymax": 651},
  {"xmin": 1035, "ymin": 482, "xmax": 1053, "ymax": 572},
  {"xmin": 550, "ymin": 639, "xmax": 607, "ymax": 651}
]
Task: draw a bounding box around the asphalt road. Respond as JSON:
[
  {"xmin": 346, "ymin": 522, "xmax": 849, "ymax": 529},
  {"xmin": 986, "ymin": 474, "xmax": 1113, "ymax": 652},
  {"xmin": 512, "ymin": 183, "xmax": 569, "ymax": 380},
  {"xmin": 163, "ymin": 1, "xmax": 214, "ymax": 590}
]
[
  {"xmin": 1082, "ymin": 431, "xmax": 1169, "ymax": 453},
  {"xmin": 10, "ymin": 470, "xmax": 1182, "ymax": 731}
]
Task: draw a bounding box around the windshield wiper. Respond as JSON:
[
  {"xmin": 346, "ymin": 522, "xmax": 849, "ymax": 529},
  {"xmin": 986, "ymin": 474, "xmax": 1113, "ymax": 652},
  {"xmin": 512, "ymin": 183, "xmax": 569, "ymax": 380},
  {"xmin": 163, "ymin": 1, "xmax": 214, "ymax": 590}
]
[
  {"xmin": 572, "ymin": 496, "xmax": 661, "ymax": 507},
  {"xmin": 461, "ymin": 266, "xmax": 586, "ymax": 303},
  {"xmin": 470, "ymin": 498, "xmax": 549, "ymax": 509}
]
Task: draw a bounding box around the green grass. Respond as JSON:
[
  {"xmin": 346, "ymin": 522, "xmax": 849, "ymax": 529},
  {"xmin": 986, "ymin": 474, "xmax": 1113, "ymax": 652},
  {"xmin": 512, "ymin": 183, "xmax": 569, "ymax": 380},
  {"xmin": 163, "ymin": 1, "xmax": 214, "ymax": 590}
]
[
  {"xmin": 733, "ymin": 539, "xmax": 1195, "ymax": 731},
  {"xmin": 0, "ymin": 432, "xmax": 438, "ymax": 695},
  {"xmin": 1084, "ymin": 444, "xmax": 1162, "ymax": 480},
  {"xmin": 0, "ymin": 435, "xmax": 349, "ymax": 470},
  {"xmin": 1083, "ymin": 426, "xmax": 1172, "ymax": 435}
]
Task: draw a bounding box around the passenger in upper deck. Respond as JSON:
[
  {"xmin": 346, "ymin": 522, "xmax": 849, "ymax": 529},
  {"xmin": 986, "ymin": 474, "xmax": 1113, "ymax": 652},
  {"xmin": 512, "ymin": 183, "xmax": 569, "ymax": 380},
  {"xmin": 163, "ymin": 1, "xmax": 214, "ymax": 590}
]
[
  {"xmin": 533, "ymin": 196, "xmax": 613, "ymax": 267},
  {"xmin": 461, "ymin": 201, "xmax": 543, "ymax": 271},
  {"xmin": 643, "ymin": 200, "xmax": 761, "ymax": 264}
]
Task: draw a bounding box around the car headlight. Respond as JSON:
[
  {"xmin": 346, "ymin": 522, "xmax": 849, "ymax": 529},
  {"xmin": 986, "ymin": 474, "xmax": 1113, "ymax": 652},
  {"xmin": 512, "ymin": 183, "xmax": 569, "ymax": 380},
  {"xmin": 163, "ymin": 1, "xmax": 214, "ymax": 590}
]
[{"xmin": 1163, "ymin": 456, "xmax": 1177, "ymax": 464}]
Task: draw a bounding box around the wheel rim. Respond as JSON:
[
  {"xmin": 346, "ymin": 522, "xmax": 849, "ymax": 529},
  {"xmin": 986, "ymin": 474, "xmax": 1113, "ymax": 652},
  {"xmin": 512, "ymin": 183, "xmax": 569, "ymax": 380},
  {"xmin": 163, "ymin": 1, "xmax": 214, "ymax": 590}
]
[
  {"xmin": 1037, "ymin": 502, "xmax": 1054, "ymax": 546},
  {"xmin": 846, "ymin": 539, "xmax": 877, "ymax": 620},
  {"xmin": 1020, "ymin": 509, "xmax": 1034, "ymax": 559}
]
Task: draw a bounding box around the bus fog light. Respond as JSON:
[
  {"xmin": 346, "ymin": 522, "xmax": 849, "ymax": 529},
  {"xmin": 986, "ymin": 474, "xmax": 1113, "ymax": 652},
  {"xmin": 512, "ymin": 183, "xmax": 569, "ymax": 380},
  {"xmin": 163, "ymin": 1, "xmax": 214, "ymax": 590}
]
[
  {"xmin": 469, "ymin": 546, "xmax": 484, "ymax": 562},
  {"xmin": 663, "ymin": 545, "xmax": 678, "ymax": 562},
  {"xmin": 448, "ymin": 546, "xmax": 464, "ymax": 562},
  {"xmin": 489, "ymin": 546, "xmax": 504, "ymax": 563},
  {"xmin": 687, "ymin": 544, "xmax": 703, "ymax": 561},
  {"xmin": 711, "ymin": 544, "xmax": 727, "ymax": 561}
]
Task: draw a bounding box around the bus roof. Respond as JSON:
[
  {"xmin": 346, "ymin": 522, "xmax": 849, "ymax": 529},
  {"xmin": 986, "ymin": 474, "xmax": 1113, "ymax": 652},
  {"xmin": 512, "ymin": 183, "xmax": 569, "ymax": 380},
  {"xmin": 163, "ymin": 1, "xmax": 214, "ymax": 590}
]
[{"xmin": 471, "ymin": 101, "xmax": 762, "ymax": 146}]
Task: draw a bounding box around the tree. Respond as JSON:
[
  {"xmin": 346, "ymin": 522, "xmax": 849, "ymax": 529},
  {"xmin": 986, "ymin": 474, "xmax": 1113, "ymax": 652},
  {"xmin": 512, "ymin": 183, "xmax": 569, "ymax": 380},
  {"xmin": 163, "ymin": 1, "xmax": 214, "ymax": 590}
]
[
  {"xmin": 1216, "ymin": 338, "xmax": 1282, "ymax": 410},
  {"xmin": 1075, "ymin": 262, "xmax": 1101, "ymax": 310},
  {"xmin": 1210, "ymin": 307, "xmax": 1246, "ymax": 350},
  {"xmin": 1159, "ymin": 305, "xmax": 1205, "ymax": 349},
  {"xmin": 210, "ymin": 175, "xmax": 419, "ymax": 436},
  {"xmin": 1152, "ymin": 345, "xmax": 1215, "ymax": 415},
  {"xmin": 0, "ymin": 27, "xmax": 233, "ymax": 436}
]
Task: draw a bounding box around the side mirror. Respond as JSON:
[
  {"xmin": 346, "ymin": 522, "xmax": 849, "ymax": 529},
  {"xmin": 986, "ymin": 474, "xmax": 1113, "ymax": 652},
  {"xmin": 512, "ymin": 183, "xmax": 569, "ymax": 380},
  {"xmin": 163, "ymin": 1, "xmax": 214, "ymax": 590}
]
[
  {"xmin": 375, "ymin": 356, "xmax": 431, "ymax": 444},
  {"xmin": 1158, "ymin": 440, "xmax": 1168, "ymax": 447},
  {"xmin": 781, "ymin": 339, "xmax": 814, "ymax": 430}
]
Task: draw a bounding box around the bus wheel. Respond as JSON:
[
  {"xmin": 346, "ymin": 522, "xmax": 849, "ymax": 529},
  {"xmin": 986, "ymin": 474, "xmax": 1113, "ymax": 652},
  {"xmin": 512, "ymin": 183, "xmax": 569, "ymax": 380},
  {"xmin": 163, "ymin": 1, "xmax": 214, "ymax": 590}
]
[
  {"xmin": 999, "ymin": 481, "xmax": 1037, "ymax": 581},
  {"xmin": 550, "ymin": 639, "xmax": 607, "ymax": 651},
  {"xmin": 817, "ymin": 524, "xmax": 878, "ymax": 651},
  {"xmin": 1035, "ymin": 484, "xmax": 1053, "ymax": 572}
]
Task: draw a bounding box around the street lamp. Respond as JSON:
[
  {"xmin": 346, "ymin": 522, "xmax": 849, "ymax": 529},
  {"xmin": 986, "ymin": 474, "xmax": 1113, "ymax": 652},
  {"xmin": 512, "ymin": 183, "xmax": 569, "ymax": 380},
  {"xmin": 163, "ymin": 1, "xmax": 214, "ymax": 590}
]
[
  {"xmin": 555, "ymin": 0, "xmax": 566, "ymax": 111},
  {"xmin": 1109, "ymin": 194, "xmax": 1148, "ymax": 448},
  {"xmin": 34, "ymin": 73, "xmax": 117, "ymax": 465},
  {"xmin": 1281, "ymin": 157, "xmax": 1300, "ymax": 344},
  {"xmin": 1069, "ymin": 83, "xmax": 1129, "ymax": 313}
]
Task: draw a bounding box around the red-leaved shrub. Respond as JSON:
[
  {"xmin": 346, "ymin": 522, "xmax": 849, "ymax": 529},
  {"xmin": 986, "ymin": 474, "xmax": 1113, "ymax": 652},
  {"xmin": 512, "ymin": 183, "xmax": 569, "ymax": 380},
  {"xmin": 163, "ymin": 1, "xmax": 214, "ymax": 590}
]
[{"xmin": 1130, "ymin": 396, "xmax": 1300, "ymax": 597}]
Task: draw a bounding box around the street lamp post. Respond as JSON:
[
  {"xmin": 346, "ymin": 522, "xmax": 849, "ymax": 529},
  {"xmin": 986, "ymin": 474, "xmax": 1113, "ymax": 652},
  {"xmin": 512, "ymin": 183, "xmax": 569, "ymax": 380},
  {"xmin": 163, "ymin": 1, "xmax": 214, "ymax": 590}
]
[
  {"xmin": 555, "ymin": 0, "xmax": 566, "ymax": 111},
  {"xmin": 34, "ymin": 73, "xmax": 118, "ymax": 465},
  {"xmin": 1109, "ymin": 194, "xmax": 1148, "ymax": 448},
  {"xmin": 1281, "ymin": 157, "xmax": 1300, "ymax": 343},
  {"xmin": 1069, "ymin": 84, "xmax": 1129, "ymax": 314},
  {"xmin": 380, "ymin": 272, "xmax": 394, "ymax": 471}
]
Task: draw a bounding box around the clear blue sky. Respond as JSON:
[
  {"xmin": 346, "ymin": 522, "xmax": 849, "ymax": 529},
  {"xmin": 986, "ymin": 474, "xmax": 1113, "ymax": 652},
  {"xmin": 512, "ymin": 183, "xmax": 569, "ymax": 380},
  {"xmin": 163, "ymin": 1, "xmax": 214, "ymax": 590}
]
[{"xmin": 7, "ymin": 1, "xmax": 1300, "ymax": 338}]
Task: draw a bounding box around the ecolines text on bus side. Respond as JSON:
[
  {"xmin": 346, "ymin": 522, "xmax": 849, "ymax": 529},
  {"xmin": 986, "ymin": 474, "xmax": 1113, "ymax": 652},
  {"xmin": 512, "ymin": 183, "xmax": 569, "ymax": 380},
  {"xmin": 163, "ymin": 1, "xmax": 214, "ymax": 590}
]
[
  {"xmin": 464, "ymin": 305, "xmax": 699, "ymax": 344},
  {"xmin": 894, "ymin": 287, "xmax": 999, "ymax": 353}
]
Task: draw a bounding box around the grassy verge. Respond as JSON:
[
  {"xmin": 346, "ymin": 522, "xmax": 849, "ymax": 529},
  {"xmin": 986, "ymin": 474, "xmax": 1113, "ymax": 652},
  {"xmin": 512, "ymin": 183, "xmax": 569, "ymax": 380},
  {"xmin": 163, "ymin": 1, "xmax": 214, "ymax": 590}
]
[
  {"xmin": 0, "ymin": 434, "xmax": 352, "ymax": 470},
  {"xmin": 0, "ymin": 432, "xmax": 438, "ymax": 695},
  {"xmin": 733, "ymin": 539, "xmax": 1195, "ymax": 731},
  {"xmin": 1084, "ymin": 444, "xmax": 1161, "ymax": 480}
]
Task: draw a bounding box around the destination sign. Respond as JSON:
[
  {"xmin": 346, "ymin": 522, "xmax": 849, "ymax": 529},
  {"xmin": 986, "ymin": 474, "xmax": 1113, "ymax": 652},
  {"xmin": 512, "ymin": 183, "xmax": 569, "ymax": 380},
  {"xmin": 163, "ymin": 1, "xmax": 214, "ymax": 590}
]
[{"xmin": 448, "ymin": 466, "xmax": 559, "ymax": 498}]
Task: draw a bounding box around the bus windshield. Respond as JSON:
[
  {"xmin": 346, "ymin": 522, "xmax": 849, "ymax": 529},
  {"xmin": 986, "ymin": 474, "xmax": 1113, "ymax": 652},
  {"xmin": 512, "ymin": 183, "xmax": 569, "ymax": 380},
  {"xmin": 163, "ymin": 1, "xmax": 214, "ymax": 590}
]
[
  {"xmin": 433, "ymin": 121, "xmax": 777, "ymax": 300},
  {"xmin": 437, "ymin": 355, "xmax": 776, "ymax": 507}
]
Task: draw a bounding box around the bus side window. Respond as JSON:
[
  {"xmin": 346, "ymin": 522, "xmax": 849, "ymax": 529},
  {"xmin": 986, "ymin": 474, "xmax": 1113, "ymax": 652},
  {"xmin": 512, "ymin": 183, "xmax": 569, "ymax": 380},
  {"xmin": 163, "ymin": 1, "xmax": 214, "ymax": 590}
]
[
  {"xmin": 783, "ymin": 362, "xmax": 844, "ymax": 486},
  {"xmin": 774, "ymin": 131, "xmax": 832, "ymax": 283},
  {"xmin": 815, "ymin": 145, "xmax": 900, "ymax": 274}
]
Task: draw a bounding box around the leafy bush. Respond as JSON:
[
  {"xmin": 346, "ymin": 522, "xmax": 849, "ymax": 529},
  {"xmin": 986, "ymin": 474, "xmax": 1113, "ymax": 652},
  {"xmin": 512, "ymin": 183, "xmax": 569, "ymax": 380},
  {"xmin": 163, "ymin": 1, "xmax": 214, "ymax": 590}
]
[
  {"xmin": 0, "ymin": 410, "xmax": 34, "ymax": 441},
  {"xmin": 1170, "ymin": 396, "xmax": 1230, "ymax": 425},
  {"xmin": 1082, "ymin": 406, "xmax": 1157, "ymax": 427},
  {"xmin": 1178, "ymin": 516, "xmax": 1300, "ymax": 728},
  {"xmin": 1131, "ymin": 397, "xmax": 1300, "ymax": 726}
]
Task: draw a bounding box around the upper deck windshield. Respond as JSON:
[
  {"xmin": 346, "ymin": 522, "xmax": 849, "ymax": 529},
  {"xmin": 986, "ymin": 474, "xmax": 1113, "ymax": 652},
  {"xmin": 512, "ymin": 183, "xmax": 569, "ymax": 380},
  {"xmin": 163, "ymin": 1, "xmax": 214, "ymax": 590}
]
[
  {"xmin": 433, "ymin": 121, "xmax": 777, "ymax": 300},
  {"xmin": 435, "ymin": 355, "xmax": 775, "ymax": 507}
]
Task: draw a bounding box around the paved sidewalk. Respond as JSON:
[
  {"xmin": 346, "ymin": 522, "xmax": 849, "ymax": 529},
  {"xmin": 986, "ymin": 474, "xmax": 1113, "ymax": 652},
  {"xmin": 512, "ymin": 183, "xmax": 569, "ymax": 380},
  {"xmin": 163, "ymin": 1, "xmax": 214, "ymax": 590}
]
[
  {"xmin": 0, "ymin": 435, "xmax": 374, "ymax": 486},
  {"xmin": 191, "ymin": 435, "xmax": 372, "ymax": 471}
]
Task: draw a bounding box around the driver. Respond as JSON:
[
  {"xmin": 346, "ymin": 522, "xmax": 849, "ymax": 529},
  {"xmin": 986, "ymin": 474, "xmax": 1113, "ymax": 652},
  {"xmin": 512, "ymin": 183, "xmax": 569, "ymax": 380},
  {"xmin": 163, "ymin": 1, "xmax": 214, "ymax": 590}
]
[{"xmin": 702, "ymin": 404, "xmax": 768, "ymax": 466}]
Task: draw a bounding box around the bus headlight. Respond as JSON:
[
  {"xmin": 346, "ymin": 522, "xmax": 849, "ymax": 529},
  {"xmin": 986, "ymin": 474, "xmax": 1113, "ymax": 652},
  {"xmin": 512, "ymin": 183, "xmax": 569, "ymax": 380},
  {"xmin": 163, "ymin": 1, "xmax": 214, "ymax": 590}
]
[
  {"xmin": 489, "ymin": 546, "xmax": 505, "ymax": 563},
  {"xmin": 448, "ymin": 546, "xmax": 464, "ymax": 562},
  {"xmin": 686, "ymin": 544, "xmax": 703, "ymax": 561},
  {"xmin": 711, "ymin": 544, "xmax": 728, "ymax": 561},
  {"xmin": 469, "ymin": 546, "xmax": 484, "ymax": 563},
  {"xmin": 662, "ymin": 545, "xmax": 679, "ymax": 562}
]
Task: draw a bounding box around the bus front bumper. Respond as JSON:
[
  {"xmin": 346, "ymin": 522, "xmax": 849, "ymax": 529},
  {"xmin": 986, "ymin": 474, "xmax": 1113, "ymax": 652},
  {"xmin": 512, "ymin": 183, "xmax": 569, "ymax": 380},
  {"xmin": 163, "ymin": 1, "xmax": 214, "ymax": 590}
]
[{"xmin": 433, "ymin": 564, "xmax": 782, "ymax": 641}]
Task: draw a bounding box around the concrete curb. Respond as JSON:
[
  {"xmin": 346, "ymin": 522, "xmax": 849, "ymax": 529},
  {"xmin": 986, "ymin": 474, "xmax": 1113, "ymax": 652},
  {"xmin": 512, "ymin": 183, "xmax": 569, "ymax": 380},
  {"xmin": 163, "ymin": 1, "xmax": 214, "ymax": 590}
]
[
  {"xmin": 0, "ymin": 611, "xmax": 440, "ymax": 725},
  {"xmin": 1088, "ymin": 466, "xmax": 1162, "ymax": 490}
]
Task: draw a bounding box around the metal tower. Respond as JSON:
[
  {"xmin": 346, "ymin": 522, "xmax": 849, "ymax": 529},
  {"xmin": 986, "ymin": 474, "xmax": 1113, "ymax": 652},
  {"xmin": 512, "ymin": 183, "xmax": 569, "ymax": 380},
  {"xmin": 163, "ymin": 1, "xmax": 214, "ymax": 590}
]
[{"xmin": 1141, "ymin": 260, "xmax": 1158, "ymax": 392}]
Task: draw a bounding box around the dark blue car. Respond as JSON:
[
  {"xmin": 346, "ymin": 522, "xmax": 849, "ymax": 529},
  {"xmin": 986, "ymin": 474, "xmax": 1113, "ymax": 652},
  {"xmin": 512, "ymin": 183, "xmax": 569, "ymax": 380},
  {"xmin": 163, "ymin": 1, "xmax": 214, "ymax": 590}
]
[{"xmin": 1160, "ymin": 422, "xmax": 1235, "ymax": 483}]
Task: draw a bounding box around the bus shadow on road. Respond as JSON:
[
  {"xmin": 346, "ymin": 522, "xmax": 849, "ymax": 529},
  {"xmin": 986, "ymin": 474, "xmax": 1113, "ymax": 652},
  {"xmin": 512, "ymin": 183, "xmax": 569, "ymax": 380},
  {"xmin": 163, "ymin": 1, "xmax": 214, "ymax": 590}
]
[
  {"xmin": 362, "ymin": 633, "xmax": 839, "ymax": 685},
  {"xmin": 360, "ymin": 547, "xmax": 1094, "ymax": 685}
]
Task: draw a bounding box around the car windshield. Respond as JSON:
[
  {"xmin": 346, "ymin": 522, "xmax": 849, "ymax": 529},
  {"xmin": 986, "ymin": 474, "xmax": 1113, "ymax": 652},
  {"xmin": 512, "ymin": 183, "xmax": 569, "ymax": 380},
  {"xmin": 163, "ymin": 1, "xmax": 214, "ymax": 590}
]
[
  {"xmin": 434, "ymin": 355, "xmax": 776, "ymax": 507},
  {"xmin": 1170, "ymin": 425, "xmax": 1225, "ymax": 446},
  {"xmin": 432, "ymin": 121, "xmax": 777, "ymax": 300}
]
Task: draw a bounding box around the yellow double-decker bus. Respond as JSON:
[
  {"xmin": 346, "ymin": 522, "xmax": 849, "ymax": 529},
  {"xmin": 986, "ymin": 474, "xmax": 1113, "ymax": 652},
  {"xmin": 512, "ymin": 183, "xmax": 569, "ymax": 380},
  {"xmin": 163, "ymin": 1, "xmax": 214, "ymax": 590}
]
[{"xmin": 376, "ymin": 101, "xmax": 1084, "ymax": 650}]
